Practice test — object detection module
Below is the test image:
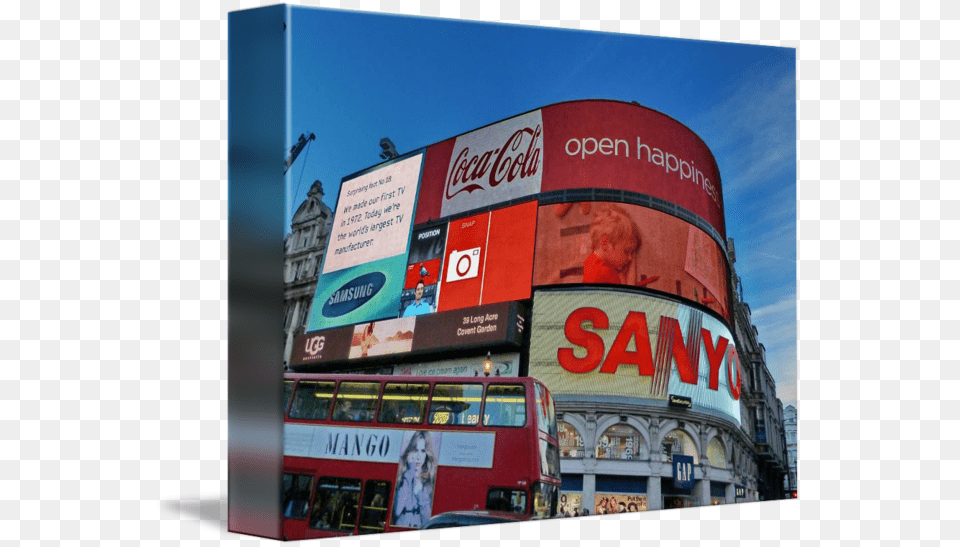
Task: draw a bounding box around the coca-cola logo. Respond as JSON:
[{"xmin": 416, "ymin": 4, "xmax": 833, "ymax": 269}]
[{"xmin": 445, "ymin": 124, "xmax": 543, "ymax": 200}]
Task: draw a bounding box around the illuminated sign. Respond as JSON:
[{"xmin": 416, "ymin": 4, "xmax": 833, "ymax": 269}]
[
  {"xmin": 321, "ymin": 272, "xmax": 387, "ymax": 318},
  {"xmin": 440, "ymin": 109, "xmax": 543, "ymax": 218},
  {"xmin": 529, "ymin": 290, "xmax": 741, "ymax": 425},
  {"xmin": 322, "ymin": 153, "xmax": 423, "ymax": 275},
  {"xmin": 533, "ymin": 201, "xmax": 729, "ymax": 320},
  {"xmin": 399, "ymin": 225, "xmax": 447, "ymax": 317},
  {"xmin": 437, "ymin": 201, "xmax": 537, "ymax": 312},
  {"xmin": 540, "ymin": 101, "xmax": 725, "ymax": 238},
  {"xmin": 290, "ymin": 301, "xmax": 527, "ymax": 369},
  {"xmin": 735, "ymin": 485, "xmax": 746, "ymax": 499},
  {"xmin": 672, "ymin": 454, "xmax": 695, "ymax": 489},
  {"xmin": 393, "ymin": 353, "xmax": 520, "ymax": 378},
  {"xmin": 668, "ymin": 394, "xmax": 693, "ymax": 409},
  {"xmin": 416, "ymin": 101, "xmax": 724, "ymax": 238},
  {"xmin": 308, "ymin": 153, "xmax": 425, "ymax": 331}
]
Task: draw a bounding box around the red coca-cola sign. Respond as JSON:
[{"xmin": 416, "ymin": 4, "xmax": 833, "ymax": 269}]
[
  {"xmin": 445, "ymin": 124, "xmax": 542, "ymax": 200},
  {"xmin": 439, "ymin": 109, "xmax": 544, "ymax": 218}
]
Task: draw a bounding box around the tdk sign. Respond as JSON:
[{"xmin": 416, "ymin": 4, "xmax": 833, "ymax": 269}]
[{"xmin": 322, "ymin": 272, "xmax": 386, "ymax": 318}]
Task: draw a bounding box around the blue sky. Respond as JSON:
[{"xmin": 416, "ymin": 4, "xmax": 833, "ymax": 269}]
[{"xmin": 285, "ymin": 7, "xmax": 796, "ymax": 407}]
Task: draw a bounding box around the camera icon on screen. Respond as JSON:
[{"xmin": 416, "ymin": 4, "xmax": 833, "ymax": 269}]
[{"xmin": 446, "ymin": 247, "xmax": 481, "ymax": 282}]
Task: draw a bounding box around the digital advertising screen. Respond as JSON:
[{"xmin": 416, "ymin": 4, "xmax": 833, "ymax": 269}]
[
  {"xmin": 398, "ymin": 224, "xmax": 447, "ymax": 317},
  {"xmin": 540, "ymin": 101, "xmax": 725, "ymax": 238},
  {"xmin": 532, "ymin": 201, "xmax": 730, "ymax": 321},
  {"xmin": 436, "ymin": 201, "xmax": 537, "ymax": 312},
  {"xmin": 415, "ymin": 110, "xmax": 544, "ymax": 223},
  {"xmin": 307, "ymin": 153, "xmax": 424, "ymax": 331},
  {"xmin": 528, "ymin": 290, "xmax": 742, "ymax": 426}
]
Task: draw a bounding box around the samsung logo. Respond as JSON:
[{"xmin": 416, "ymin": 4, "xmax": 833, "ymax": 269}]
[{"xmin": 322, "ymin": 272, "xmax": 386, "ymax": 318}]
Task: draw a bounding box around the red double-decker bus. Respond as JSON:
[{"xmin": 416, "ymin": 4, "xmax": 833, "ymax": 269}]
[{"xmin": 281, "ymin": 373, "xmax": 561, "ymax": 539}]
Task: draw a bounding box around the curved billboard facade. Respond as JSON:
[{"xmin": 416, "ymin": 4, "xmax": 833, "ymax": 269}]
[
  {"xmin": 529, "ymin": 290, "xmax": 742, "ymax": 425},
  {"xmin": 414, "ymin": 100, "xmax": 725, "ymax": 240},
  {"xmin": 294, "ymin": 99, "xmax": 754, "ymax": 511},
  {"xmin": 305, "ymin": 100, "xmax": 731, "ymax": 334}
]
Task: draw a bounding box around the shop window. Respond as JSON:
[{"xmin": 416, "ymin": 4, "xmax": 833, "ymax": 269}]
[
  {"xmin": 707, "ymin": 437, "xmax": 727, "ymax": 469},
  {"xmin": 596, "ymin": 424, "xmax": 646, "ymax": 460},
  {"xmin": 710, "ymin": 482, "xmax": 727, "ymax": 505},
  {"xmin": 661, "ymin": 429, "xmax": 698, "ymax": 464},
  {"xmin": 558, "ymin": 492, "xmax": 584, "ymax": 517},
  {"xmin": 594, "ymin": 490, "xmax": 647, "ymax": 514},
  {"xmin": 559, "ymin": 421, "xmax": 584, "ymax": 458}
]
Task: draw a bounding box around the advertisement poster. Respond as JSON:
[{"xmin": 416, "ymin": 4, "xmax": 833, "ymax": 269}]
[
  {"xmin": 307, "ymin": 153, "xmax": 424, "ymax": 331},
  {"xmin": 391, "ymin": 431, "xmax": 443, "ymax": 529},
  {"xmin": 393, "ymin": 353, "xmax": 520, "ymax": 378},
  {"xmin": 436, "ymin": 201, "xmax": 537, "ymax": 313},
  {"xmin": 399, "ymin": 225, "xmax": 447, "ymax": 317},
  {"xmin": 533, "ymin": 201, "xmax": 729, "ymax": 320},
  {"xmin": 558, "ymin": 493, "xmax": 583, "ymax": 517},
  {"xmin": 594, "ymin": 494, "xmax": 648, "ymax": 514},
  {"xmin": 439, "ymin": 110, "xmax": 544, "ymax": 218},
  {"xmin": 348, "ymin": 317, "xmax": 416, "ymax": 359}
]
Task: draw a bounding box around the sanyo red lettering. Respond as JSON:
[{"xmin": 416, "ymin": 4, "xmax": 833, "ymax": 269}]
[
  {"xmin": 702, "ymin": 328, "xmax": 729, "ymax": 391},
  {"xmin": 661, "ymin": 316, "xmax": 698, "ymax": 385},
  {"xmin": 726, "ymin": 345, "xmax": 741, "ymax": 400},
  {"xmin": 598, "ymin": 311, "xmax": 654, "ymax": 376},
  {"xmin": 557, "ymin": 307, "xmax": 608, "ymax": 373},
  {"xmin": 556, "ymin": 308, "xmax": 740, "ymax": 400}
]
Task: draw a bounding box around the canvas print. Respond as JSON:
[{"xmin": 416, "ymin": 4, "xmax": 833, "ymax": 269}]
[{"xmin": 229, "ymin": 4, "xmax": 796, "ymax": 540}]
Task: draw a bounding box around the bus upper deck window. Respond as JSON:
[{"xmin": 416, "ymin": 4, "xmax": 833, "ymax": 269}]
[
  {"xmin": 289, "ymin": 381, "xmax": 336, "ymax": 420},
  {"xmin": 333, "ymin": 382, "xmax": 381, "ymax": 422},
  {"xmin": 429, "ymin": 384, "xmax": 483, "ymax": 426},
  {"xmin": 483, "ymin": 385, "xmax": 526, "ymax": 427},
  {"xmin": 379, "ymin": 383, "xmax": 429, "ymax": 424}
]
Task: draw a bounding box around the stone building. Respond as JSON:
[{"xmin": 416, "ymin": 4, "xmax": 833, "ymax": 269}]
[
  {"xmin": 283, "ymin": 180, "xmax": 333, "ymax": 366},
  {"xmin": 727, "ymin": 250, "xmax": 790, "ymax": 501},
  {"xmin": 783, "ymin": 404, "xmax": 797, "ymax": 495}
]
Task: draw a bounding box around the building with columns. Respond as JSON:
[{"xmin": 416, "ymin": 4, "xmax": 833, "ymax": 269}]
[
  {"xmin": 783, "ymin": 404, "xmax": 797, "ymax": 496},
  {"xmin": 286, "ymin": 100, "xmax": 793, "ymax": 514},
  {"xmin": 283, "ymin": 180, "xmax": 333, "ymax": 366}
]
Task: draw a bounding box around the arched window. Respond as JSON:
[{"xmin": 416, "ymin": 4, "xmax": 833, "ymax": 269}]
[
  {"xmin": 558, "ymin": 421, "xmax": 584, "ymax": 458},
  {"xmin": 596, "ymin": 424, "xmax": 647, "ymax": 460},
  {"xmin": 707, "ymin": 437, "xmax": 727, "ymax": 469},
  {"xmin": 660, "ymin": 429, "xmax": 698, "ymax": 464}
]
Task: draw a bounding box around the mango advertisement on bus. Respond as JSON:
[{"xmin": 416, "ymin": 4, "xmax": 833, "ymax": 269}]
[
  {"xmin": 528, "ymin": 290, "xmax": 742, "ymax": 426},
  {"xmin": 532, "ymin": 201, "xmax": 730, "ymax": 321}
]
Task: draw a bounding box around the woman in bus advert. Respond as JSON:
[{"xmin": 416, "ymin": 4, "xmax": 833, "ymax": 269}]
[{"xmin": 392, "ymin": 431, "xmax": 441, "ymax": 528}]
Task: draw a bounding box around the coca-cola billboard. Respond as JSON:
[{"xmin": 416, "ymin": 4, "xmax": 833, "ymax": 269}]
[
  {"xmin": 414, "ymin": 100, "xmax": 725, "ymax": 239},
  {"xmin": 425, "ymin": 110, "xmax": 544, "ymax": 220}
]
